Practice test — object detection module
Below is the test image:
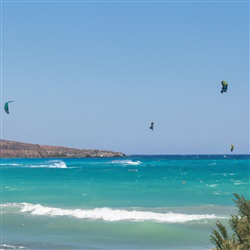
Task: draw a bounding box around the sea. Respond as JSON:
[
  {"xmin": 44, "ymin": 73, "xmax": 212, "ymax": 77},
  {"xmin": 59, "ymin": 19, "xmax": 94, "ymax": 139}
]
[{"xmin": 0, "ymin": 155, "xmax": 249, "ymax": 250}]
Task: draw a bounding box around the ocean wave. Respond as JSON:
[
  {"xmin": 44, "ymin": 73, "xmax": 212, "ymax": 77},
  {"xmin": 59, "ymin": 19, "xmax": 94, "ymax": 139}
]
[
  {"xmin": 29, "ymin": 160, "xmax": 67, "ymax": 169},
  {"xmin": 213, "ymin": 191, "xmax": 231, "ymax": 196},
  {"xmin": 0, "ymin": 163, "xmax": 22, "ymax": 167},
  {"xmin": 0, "ymin": 244, "xmax": 25, "ymax": 249},
  {"xmin": 112, "ymin": 160, "xmax": 142, "ymax": 166},
  {"xmin": 206, "ymin": 184, "xmax": 218, "ymax": 188},
  {"xmin": 234, "ymin": 180, "xmax": 249, "ymax": 186},
  {"xmin": 1, "ymin": 203, "xmax": 225, "ymax": 224}
]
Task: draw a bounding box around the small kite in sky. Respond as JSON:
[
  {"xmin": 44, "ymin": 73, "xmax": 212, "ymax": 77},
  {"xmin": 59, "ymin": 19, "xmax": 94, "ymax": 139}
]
[
  {"xmin": 149, "ymin": 122, "xmax": 154, "ymax": 131},
  {"xmin": 4, "ymin": 101, "xmax": 14, "ymax": 114},
  {"xmin": 221, "ymin": 81, "xmax": 228, "ymax": 94},
  {"xmin": 230, "ymin": 144, "xmax": 234, "ymax": 152}
]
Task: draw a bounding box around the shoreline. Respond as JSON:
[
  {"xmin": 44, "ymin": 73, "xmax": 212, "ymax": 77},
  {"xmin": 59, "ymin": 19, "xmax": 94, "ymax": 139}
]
[{"xmin": 0, "ymin": 139, "xmax": 125, "ymax": 158}]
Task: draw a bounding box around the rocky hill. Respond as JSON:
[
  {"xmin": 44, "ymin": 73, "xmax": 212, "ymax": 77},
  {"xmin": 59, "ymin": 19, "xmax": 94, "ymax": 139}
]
[{"xmin": 0, "ymin": 140, "xmax": 125, "ymax": 158}]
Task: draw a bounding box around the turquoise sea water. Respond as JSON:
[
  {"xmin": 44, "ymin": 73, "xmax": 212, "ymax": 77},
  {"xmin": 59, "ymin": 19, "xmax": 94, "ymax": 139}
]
[{"xmin": 0, "ymin": 155, "xmax": 249, "ymax": 249}]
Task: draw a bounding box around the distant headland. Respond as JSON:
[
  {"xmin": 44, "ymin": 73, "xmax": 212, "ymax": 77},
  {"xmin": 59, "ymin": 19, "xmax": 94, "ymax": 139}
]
[{"xmin": 0, "ymin": 140, "xmax": 126, "ymax": 158}]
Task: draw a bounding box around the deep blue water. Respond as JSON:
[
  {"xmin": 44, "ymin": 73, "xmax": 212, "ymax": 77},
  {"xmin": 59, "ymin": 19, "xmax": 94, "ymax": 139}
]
[{"xmin": 0, "ymin": 155, "xmax": 249, "ymax": 249}]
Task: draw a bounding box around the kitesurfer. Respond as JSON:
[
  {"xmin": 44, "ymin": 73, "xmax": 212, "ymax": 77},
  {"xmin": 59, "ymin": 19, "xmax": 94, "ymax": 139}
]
[
  {"xmin": 221, "ymin": 81, "xmax": 228, "ymax": 94},
  {"xmin": 149, "ymin": 122, "xmax": 154, "ymax": 131}
]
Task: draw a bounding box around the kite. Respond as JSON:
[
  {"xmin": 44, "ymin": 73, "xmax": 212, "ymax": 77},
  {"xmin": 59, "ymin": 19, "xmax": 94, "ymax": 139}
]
[
  {"xmin": 230, "ymin": 144, "xmax": 234, "ymax": 152},
  {"xmin": 149, "ymin": 122, "xmax": 154, "ymax": 131},
  {"xmin": 4, "ymin": 101, "xmax": 14, "ymax": 114},
  {"xmin": 221, "ymin": 81, "xmax": 228, "ymax": 94}
]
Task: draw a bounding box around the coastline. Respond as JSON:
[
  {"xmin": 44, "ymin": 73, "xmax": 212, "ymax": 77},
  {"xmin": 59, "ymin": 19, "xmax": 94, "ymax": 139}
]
[{"xmin": 0, "ymin": 139, "xmax": 125, "ymax": 158}]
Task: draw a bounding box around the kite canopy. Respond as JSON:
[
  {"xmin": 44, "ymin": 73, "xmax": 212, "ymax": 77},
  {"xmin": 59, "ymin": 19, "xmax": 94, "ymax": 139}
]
[
  {"xmin": 149, "ymin": 122, "xmax": 154, "ymax": 131},
  {"xmin": 230, "ymin": 144, "xmax": 234, "ymax": 152},
  {"xmin": 4, "ymin": 101, "xmax": 14, "ymax": 114},
  {"xmin": 221, "ymin": 81, "xmax": 228, "ymax": 94}
]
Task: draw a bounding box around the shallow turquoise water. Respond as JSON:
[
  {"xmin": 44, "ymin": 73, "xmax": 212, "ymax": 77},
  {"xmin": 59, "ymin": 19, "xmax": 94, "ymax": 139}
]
[{"xmin": 1, "ymin": 155, "xmax": 249, "ymax": 249}]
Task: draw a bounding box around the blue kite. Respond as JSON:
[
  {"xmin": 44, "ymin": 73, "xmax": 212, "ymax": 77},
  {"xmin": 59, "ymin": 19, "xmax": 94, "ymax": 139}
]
[{"xmin": 4, "ymin": 101, "xmax": 14, "ymax": 114}]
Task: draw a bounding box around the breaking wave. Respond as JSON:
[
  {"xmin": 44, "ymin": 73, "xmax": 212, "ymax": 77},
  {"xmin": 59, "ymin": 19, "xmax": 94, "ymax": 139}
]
[
  {"xmin": 29, "ymin": 160, "xmax": 67, "ymax": 169},
  {"xmin": 0, "ymin": 244, "xmax": 25, "ymax": 249},
  {"xmin": 1, "ymin": 203, "xmax": 225, "ymax": 224},
  {"xmin": 112, "ymin": 160, "xmax": 142, "ymax": 166},
  {"xmin": 0, "ymin": 163, "xmax": 21, "ymax": 166}
]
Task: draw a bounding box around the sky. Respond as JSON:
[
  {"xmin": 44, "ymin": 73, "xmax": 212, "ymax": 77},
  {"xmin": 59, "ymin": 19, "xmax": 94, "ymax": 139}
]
[{"xmin": 0, "ymin": 0, "xmax": 249, "ymax": 155}]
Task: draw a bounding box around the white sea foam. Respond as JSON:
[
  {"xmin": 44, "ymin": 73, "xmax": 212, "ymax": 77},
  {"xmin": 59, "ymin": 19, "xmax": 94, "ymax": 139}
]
[
  {"xmin": 0, "ymin": 244, "xmax": 25, "ymax": 249},
  {"xmin": 112, "ymin": 160, "xmax": 142, "ymax": 166},
  {"xmin": 206, "ymin": 184, "xmax": 218, "ymax": 188},
  {"xmin": 234, "ymin": 180, "xmax": 248, "ymax": 186},
  {"xmin": 30, "ymin": 160, "xmax": 67, "ymax": 168},
  {"xmin": 52, "ymin": 161, "xmax": 67, "ymax": 168},
  {"xmin": 1, "ymin": 203, "xmax": 225, "ymax": 224},
  {"xmin": 0, "ymin": 163, "xmax": 21, "ymax": 166}
]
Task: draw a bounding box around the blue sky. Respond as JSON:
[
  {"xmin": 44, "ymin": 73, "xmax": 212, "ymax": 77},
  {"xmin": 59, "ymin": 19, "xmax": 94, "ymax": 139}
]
[{"xmin": 1, "ymin": 0, "xmax": 249, "ymax": 155}]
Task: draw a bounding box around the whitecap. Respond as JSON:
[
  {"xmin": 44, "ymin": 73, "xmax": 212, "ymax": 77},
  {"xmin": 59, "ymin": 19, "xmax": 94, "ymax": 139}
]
[
  {"xmin": 0, "ymin": 163, "xmax": 21, "ymax": 166},
  {"xmin": 206, "ymin": 184, "xmax": 218, "ymax": 188},
  {"xmin": 29, "ymin": 160, "xmax": 67, "ymax": 169},
  {"xmin": 213, "ymin": 192, "xmax": 222, "ymax": 195},
  {"xmin": 234, "ymin": 180, "xmax": 248, "ymax": 186},
  {"xmin": 0, "ymin": 244, "xmax": 25, "ymax": 249},
  {"xmin": 112, "ymin": 160, "xmax": 142, "ymax": 166},
  {"xmin": 52, "ymin": 161, "xmax": 67, "ymax": 168}
]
